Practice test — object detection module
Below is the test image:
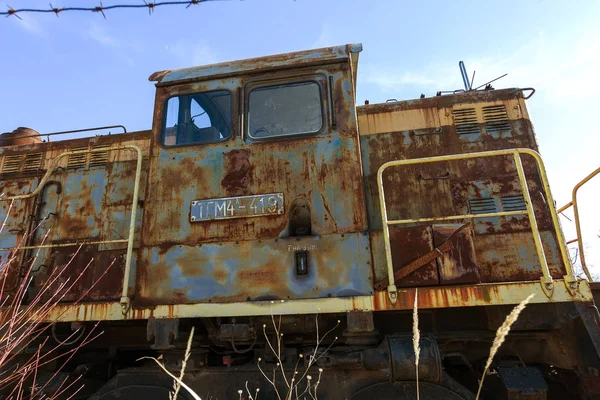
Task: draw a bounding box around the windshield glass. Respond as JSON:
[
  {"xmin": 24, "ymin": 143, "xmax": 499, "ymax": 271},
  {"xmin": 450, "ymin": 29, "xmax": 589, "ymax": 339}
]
[
  {"xmin": 248, "ymin": 81, "xmax": 322, "ymax": 139},
  {"xmin": 163, "ymin": 90, "xmax": 231, "ymax": 146}
]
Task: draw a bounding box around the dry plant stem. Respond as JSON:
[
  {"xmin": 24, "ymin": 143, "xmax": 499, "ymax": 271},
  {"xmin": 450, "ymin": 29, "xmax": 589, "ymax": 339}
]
[
  {"xmin": 138, "ymin": 356, "xmax": 202, "ymax": 400},
  {"xmin": 475, "ymin": 294, "xmax": 535, "ymax": 400},
  {"xmin": 413, "ymin": 289, "xmax": 420, "ymax": 400},
  {"xmin": 0, "ymin": 256, "xmax": 96, "ymax": 371},
  {"xmin": 31, "ymin": 325, "xmax": 103, "ymax": 396},
  {"xmin": 258, "ymin": 311, "xmax": 337, "ymax": 400},
  {"xmin": 272, "ymin": 314, "xmax": 290, "ymax": 388},
  {"xmin": 0, "ymin": 200, "xmax": 15, "ymax": 234},
  {"xmin": 1, "ymin": 254, "xmax": 114, "ymax": 365},
  {"xmin": 170, "ymin": 326, "xmax": 195, "ymax": 400},
  {"xmin": 51, "ymin": 374, "xmax": 85, "ymax": 400},
  {"xmin": 0, "ymin": 213, "xmax": 108, "ymax": 399}
]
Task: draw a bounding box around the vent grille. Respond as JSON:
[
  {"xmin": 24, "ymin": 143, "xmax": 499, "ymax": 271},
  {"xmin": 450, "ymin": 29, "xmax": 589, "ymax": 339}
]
[
  {"xmin": 89, "ymin": 146, "xmax": 110, "ymax": 167},
  {"xmin": 469, "ymin": 198, "xmax": 497, "ymax": 214},
  {"xmin": 68, "ymin": 147, "xmax": 88, "ymax": 169},
  {"xmin": 453, "ymin": 108, "xmax": 481, "ymax": 135},
  {"xmin": 2, "ymin": 155, "xmax": 23, "ymax": 175},
  {"xmin": 482, "ymin": 105, "xmax": 509, "ymax": 121},
  {"xmin": 22, "ymin": 153, "xmax": 43, "ymax": 172},
  {"xmin": 483, "ymin": 104, "xmax": 511, "ymax": 135},
  {"xmin": 501, "ymin": 195, "xmax": 527, "ymax": 211}
]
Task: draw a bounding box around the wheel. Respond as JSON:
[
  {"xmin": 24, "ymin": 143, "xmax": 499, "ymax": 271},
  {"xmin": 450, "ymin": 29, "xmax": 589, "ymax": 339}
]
[
  {"xmin": 352, "ymin": 381, "xmax": 468, "ymax": 400},
  {"xmin": 89, "ymin": 370, "xmax": 194, "ymax": 400}
]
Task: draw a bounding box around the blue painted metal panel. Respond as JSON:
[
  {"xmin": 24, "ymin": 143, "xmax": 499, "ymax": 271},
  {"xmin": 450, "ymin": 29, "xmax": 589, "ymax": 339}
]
[{"xmin": 137, "ymin": 232, "xmax": 372, "ymax": 304}]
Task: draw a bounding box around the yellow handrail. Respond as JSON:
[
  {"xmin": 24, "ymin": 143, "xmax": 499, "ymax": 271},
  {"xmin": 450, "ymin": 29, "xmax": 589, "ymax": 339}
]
[
  {"xmin": 557, "ymin": 166, "xmax": 600, "ymax": 282},
  {"xmin": 377, "ymin": 148, "xmax": 575, "ymax": 304},
  {"xmin": 0, "ymin": 145, "xmax": 143, "ymax": 314}
]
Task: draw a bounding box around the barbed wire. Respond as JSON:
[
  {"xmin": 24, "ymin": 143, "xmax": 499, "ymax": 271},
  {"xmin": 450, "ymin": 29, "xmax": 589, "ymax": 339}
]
[{"xmin": 1, "ymin": 1, "xmax": 227, "ymax": 19}]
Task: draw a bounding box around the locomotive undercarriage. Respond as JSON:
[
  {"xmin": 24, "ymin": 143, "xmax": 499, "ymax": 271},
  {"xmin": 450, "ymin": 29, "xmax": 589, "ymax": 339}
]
[{"xmin": 21, "ymin": 302, "xmax": 597, "ymax": 399}]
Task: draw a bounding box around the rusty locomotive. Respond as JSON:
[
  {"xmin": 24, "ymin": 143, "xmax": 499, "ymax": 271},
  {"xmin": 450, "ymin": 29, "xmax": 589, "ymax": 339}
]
[{"xmin": 1, "ymin": 44, "xmax": 600, "ymax": 399}]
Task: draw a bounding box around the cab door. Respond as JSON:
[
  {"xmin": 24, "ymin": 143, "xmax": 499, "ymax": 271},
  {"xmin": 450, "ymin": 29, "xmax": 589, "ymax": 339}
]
[{"xmin": 137, "ymin": 60, "xmax": 371, "ymax": 305}]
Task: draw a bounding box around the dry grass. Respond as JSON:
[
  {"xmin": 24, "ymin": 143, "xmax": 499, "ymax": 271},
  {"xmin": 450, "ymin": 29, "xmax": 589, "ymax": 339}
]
[
  {"xmin": 475, "ymin": 294, "xmax": 535, "ymax": 400},
  {"xmin": 170, "ymin": 326, "xmax": 195, "ymax": 400},
  {"xmin": 145, "ymin": 303, "xmax": 337, "ymax": 400},
  {"xmin": 0, "ymin": 204, "xmax": 109, "ymax": 398},
  {"xmin": 256, "ymin": 309, "xmax": 338, "ymax": 400},
  {"xmin": 138, "ymin": 328, "xmax": 201, "ymax": 400},
  {"xmin": 413, "ymin": 289, "xmax": 420, "ymax": 400},
  {"xmin": 147, "ymin": 286, "xmax": 536, "ymax": 400}
]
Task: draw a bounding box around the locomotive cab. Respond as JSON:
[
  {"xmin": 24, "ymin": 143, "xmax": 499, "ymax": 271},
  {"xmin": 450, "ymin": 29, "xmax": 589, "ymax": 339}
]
[{"xmin": 138, "ymin": 44, "xmax": 371, "ymax": 305}]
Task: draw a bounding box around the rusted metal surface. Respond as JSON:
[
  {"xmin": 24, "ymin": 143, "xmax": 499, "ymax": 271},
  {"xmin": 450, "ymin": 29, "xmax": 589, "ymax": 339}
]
[
  {"xmin": 433, "ymin": 224, "xmax": 480, "ymax": 285},
  {"xmin": 151, "ymin": 43, "xmax": 363, "ymax": 86},
  {"xmin": 0, "ymin": 44, "xmax": 585, "ymax": 329},
  {"xmin": 0, "ymin": 127, "xmax": 43, "ymax": 146},
  {"xmin": 138, "ymin": 56, "xmax": 369, "ymax": 305},
  {"xmin": 357, "ymin": 89, "xmax": 531, "ymax": 121},
  {"xmin": 29, "ymin": 279, "xmax": 594, "ymax": 322},
  {"xmin": 0, "ymin": 131, "xmax": 151, "ymax": 302},
  {"xmin": 358, "ymin": 94, "xmax": 567, "ymax": 286},
  {"xmin": 136, "ymin": 232, "xmax": 372, "ymax": 305},
  {"xmin": 388, "ymin": 225, "xmax": 439, "ymax": 287}
]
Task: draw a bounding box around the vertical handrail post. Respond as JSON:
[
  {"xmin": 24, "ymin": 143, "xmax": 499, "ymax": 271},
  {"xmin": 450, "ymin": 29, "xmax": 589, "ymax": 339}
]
[
  {"xmin": 512, "ymin": 151, "xmax": 553, "ymax": 291},
  {"xmin": 377, "ymin": 166, "xmax": 398, "ymax": 304}
]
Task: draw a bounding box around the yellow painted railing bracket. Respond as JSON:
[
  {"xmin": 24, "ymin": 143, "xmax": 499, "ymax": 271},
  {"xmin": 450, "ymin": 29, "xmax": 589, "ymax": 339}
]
[
  {"xmin": 387, "ymin": 284, "xmax": 398, "ymax": 305},
  {"xmin": 563, "ymin": 274, "xmax": 579, "ymax": 296},
  {"xmin": 540, "ymin": 277, "xmax": 554, "ymax": 298}
]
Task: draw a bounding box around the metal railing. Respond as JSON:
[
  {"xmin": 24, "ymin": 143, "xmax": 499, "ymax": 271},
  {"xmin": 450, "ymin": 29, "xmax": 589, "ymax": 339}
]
[
  {"xmin": 11, "ymin": 125, "xmax": 128, "ymax": 143},
  {"xmin": 377, "ymin": 148, "xmax": 575, "ymax": 304},
  {"xmin": 0, "ymin": 145, "xmax": 143, "ymax": 313},
  {"xmin": 557, "ymin": 166, "xmax": 600, "ymax": 282}
]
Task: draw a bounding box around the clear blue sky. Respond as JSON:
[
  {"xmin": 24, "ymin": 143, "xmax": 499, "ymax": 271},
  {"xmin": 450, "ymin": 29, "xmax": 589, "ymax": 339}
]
[{"xmin": 1, "ymin": 0, "xmax": 599, "ymax": 275}]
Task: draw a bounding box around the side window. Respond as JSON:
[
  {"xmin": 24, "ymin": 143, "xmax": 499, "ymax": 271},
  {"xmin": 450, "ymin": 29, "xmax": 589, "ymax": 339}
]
[
  {"xmin": 163, "ymin": 90, "xmax": 231, "ymax": 146},
  {"xmin": 247, "ymin": 81, "xmax": 323, "ymax": 139}
]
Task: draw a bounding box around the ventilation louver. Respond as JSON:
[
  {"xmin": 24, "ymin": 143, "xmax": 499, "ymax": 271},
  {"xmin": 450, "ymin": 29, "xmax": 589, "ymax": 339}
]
[
  {"xmin": 483, "ymin": 105, "xmax": 511, "ymax": 135},
  {"xmin": 68, "ymin": 147, "xmax": 88, "ymax": 169},
  {"xmin": 501, "ymin": 195, "xmax": 527, "ymax": 211},
  {"xmin": 22, "ymin": 153, "xmax": 43, "ymax": 173},
  {"xmin": 452, "ymin": 108, "xmax": 480, "ymax": 135},
  {"xmin": 469, "ymin": 198, "xmax": 497, "ymax": 214},
  {"xmin": 1, "ymin": 155, "xmax": 23, "ymax": 175},
  {"xmin": 89, "ymin": 146, "xmax": 110, "ymax": 167}
]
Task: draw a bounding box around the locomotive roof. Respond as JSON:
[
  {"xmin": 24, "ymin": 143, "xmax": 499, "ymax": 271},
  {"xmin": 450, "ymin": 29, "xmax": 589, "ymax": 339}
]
[{"xmin": 148, "ymin": 43, "xmax": 362, "ymax": 87}]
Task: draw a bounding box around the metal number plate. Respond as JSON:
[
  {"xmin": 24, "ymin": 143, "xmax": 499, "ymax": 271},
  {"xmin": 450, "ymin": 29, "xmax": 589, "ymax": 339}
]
[{"xmin": 190, "ymin": 193, "xmax": 284, "ymax": 222}]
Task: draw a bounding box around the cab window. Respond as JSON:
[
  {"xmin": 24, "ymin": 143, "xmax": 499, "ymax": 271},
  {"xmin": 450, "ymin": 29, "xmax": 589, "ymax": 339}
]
[
  {"xmin": 163, "ymin": 90, "xmax": 231, "ymax": 146},
  {"xmin": 247, "ymin": 81, "xmax": 323, "ymax": 139}
]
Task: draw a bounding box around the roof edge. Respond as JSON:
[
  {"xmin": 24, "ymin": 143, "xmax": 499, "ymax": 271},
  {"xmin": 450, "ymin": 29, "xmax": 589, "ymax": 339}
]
[{"xmin": 150, "ymin": 43, "xmax": 363, "ymax": 85}]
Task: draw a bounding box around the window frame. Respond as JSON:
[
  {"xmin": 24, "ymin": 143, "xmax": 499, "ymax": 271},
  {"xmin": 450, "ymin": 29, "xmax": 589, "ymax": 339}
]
[
  {"xmin": 161, "ymin": 88, "xmax": 234, "ymax": 148},
  {"xmin": 244, "ymin": 76, "xmax": 327, "ymax": 141}
]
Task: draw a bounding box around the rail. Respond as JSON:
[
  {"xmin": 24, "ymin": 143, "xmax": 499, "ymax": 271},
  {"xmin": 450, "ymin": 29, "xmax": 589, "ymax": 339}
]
[
  {"xmin": 12, "ymin": 125, "xmax": 128, "ymax": 143},
  {"xmin": 557, "ymin": 166, "xmax": 600, "ymax": 282},
  {"xmin": 0, "ymin": 145, "xmax": 143, "ymax": 314},
  {"xmin": 377, "ymin": 148, "xmax": 575, "ymax": 304}
]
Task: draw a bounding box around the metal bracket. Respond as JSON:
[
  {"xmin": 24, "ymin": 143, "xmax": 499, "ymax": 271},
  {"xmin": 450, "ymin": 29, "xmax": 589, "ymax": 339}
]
[
  {"xmin": 120, "ymin": 296, "xmax": 131, "ymax": 315},
  {"xmin": 147, "ymin": 317, "xmax": 179, "ymax": 350},
  {"xmin": 387, "ymin": 284, "xmax": 398, "ymax": 305},
  {"xmin": 563, "ymin": 273, "xmax": 579, "ymax": 296},
  {"xmin": 540, "ymin": 277, "xmax": 554, "ymax": 299}
]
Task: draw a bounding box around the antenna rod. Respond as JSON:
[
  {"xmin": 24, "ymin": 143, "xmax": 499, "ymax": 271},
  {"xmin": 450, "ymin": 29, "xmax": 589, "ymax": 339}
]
[
  {"xmin": 459, "ymin": 61, "xmax": 471, "ymax": 91},
  {"xmin": 474, "ymin": 73, "xmax": 508, "ymax": 90}
]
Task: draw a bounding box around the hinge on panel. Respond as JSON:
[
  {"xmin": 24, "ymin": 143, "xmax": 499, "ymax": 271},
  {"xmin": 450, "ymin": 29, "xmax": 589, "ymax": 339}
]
[
  {"xmin": 540, "ymin": 276, "xmax": 554, "ymax": 299},
  {"xmin": 563, "ymin": 273, "xmax": 579, "ymax": 296},
  {"xmin": 120, "ymin": 296, "xmax": 131, "ymax": 315},
  {"xmin": 387, "ymin": 284, "xmax": 398, "ymax": 305}
]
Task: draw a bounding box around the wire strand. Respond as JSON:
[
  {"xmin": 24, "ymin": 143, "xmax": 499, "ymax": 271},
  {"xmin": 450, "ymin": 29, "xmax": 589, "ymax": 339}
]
[{"xmin": 2, "ymin": 1, "xmax": 227, "ymax": 18}]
